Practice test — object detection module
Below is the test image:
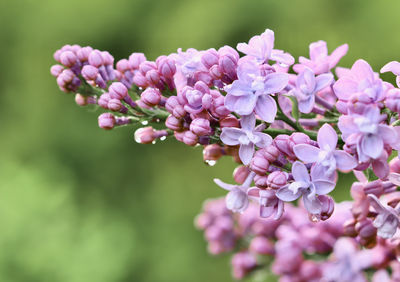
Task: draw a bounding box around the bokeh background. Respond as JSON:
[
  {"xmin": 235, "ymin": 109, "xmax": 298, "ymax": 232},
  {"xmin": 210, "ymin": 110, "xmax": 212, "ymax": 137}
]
[{"xmin": 1, "ymin": 0, "xmax": 400, "ymax": 281}]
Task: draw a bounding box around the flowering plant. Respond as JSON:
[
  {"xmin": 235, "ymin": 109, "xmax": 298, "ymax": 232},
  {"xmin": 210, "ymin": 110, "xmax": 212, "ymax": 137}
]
[{"xmin": 51, "ymin": 29, "xmax": 400, "ymax": 281}]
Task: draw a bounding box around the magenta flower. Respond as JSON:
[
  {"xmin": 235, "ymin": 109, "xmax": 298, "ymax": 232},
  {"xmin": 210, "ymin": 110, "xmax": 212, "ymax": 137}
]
[
  {"xmin": 338, "ymin": 106, "xmax": 396, "ymax": 162},
  {"xmin": 367, "ymin": 194, "xmax": 399, "ymax": 239},
  {"xmin": 293, "ymin": 40, "xmax": 348, "ymax": 74},
  {"xmin": 214, "ymin": 172, "xmax": 256, "ymax": 213},
  {"xmin": 220, "ymin": 114, "xmax": 272, "ymax": 165},
  {"xmin": 294, "ymin": 124, "xmax": 357, "ymax": 175},
  {"xmin": 247, "ymin": 188, "xmax": 284, "ymax": 220},
  {"xmin": 290, "ymin": 67, "xmax": 333, "ymax": 113},
  {"xmin": 224, "ymin": 60, "xmax": 289, "ymax": 122},
  {"xmin": 276, "ymin": 161, "xmax": 336, "ymax": 214},
  {"xmin": 236, "ymin": 29, "xmax": 294, "ymax": 66}
]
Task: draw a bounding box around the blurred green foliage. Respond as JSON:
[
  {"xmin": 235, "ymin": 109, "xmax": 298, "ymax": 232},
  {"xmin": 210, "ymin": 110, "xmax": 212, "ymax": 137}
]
[{"xmin": 1, "ymin": 0, "xmax": 400, "ymax": 281}]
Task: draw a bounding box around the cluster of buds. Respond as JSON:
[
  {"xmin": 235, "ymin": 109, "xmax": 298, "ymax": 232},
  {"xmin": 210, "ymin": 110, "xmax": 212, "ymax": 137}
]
[{"xmin": 51, "ymin": 28, "xmax": 400, "ymax": 280}]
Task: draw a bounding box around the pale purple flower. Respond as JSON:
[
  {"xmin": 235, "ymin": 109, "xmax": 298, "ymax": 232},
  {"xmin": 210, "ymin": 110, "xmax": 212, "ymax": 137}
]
[
  {"xmin": 236, "ymin": 29, "xmax": 294, "ymax": 66},
  {"xmin": 338, "ymin": 106, "xmax": 396, "ymax": 162},
  {"xmin": 389, "ymin": 172, "xmax": 400, "ymax": 186},
  {"xmin": 381, "ymin": 60, "xmax": 400, "ymax": 87},
  {"xmin": 293, "ymin": 40, "xmax": 348, "ymax": 74},
  {"xmin": 247, "ymin": 188, "xmax": 284, "ymax": 220},
  {"xmin": 224, "ymin": 60, "xmax": 289, "ymax": 122},
  {"xmin": 276, "ymin": 161, "xmax": 336, "ymax": 214},
  {"xmin": 220, "ymin": 114, "xmax": 272, "ymax": 165},
  {"xmin": 294, "ymin": 124, "xmax": 357, "ymax": 175},
  {"xmin": 367, "ymin": 194, "xmax": 400, "ymax": 239},
  {"xmin": 214, "ymin": 172, "xmax": 256, "ymax": 213},
  {"xmin": 290, "ymin": 67, "xmax": 333, "ymax": 113}
]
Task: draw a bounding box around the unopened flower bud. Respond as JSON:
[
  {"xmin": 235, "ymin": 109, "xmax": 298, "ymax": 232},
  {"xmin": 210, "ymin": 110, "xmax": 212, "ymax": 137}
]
[
  {"xmin": 98, "ymin": 93, "xmax": 111, "ymax": 109},
  {"xmin": 145, "ymin": 69, "xmax": 161, "ymax": 86},
  {"xmin": 109, "ymin": 82, "xmax": 128, "ymax": 100},
  {"xmin": 364, "ymin": 180, "xmax": 384, "ymax": 197},
  {"xmin": 267, "ymin": 171, "xmax": 288, "ymax": 189},
  {"xmin": 343, "ymin": 219, "xmax": 358, "ymax": 237},
  {"xmin": 141, "ymin": 88, "xmax": 161, "ymax": 107},
  {"xmin": 390, "ymin": 158, "xmax": 400, "ymax": 173},
  {"xmin": 98, "ymin": 113, "xmax": 115, "ymax": 130},
  {"xmin": 108, "ymin": 98, "xmax": 123, "ymax": 111},
  {"xmin": 190, "ymin": 118, "xmax": 211, "ymax": 136},
  {"xmin": 134, "ymin": 127, "xmax": 156, "ymax": 144},
  {"xmin": 219, "ymin": 115, "xmax": 239, "ymax": 128},
  {"xmin": 165, "ymin": 115, "xmax": 183, "ymax": 131},
  {"xmin": 128, "ymin": 53, "xmax": 146, "ymax": 69},
  {"xmin": 201, "ymin": 48, "xmax": 219, "ymax": 69},
  {"xmin": 317, "ymin": 195, "xmax": 335, "ymax": 221},
  {"xmin": 233, "ymin": 166, "xmax": 251, "ymax": 184},
  {"xmin": 356, "ymin": 219, "xmax": 377, "ymax": 240},
  {"xmin": 50, "ymin": 65, "xmax": 64, "ymax": 77},
  {"xmin": 76, "ymin": 46, "xmax": 93, "ymax": 62},
  {"xmin": 75, "ymin": 94, "xmax": 88, "ymax": 106},
  {"xmin": 157, "ymin": 57, "xmax": 176, "ymax": 78},
  {"xmin": 263, "ymin": 145, "xmax": 280, "ymax": 162},
  {"xmin": 249, "ymin": 236, "xmax": 274, "ymax": 255},
  {"xmin": 203, "ymin": 144, "xmax": 223, "ymax": 162},
  {"xmin": 182, "ymin": 130, "xmax": 198, "ymax": 146},
  {"xmin": 88, "ymin": 50, "xmax": 104, "ymax": 67},
  {"xmin": 60, "ymin": 51, "xmax": 77, "ymax": 67},
  {"xmin": 82, "ymin": 65, "xmax": 99, "ymax": 81},
  {"xmin": 226, "ymin": 188, "xmax": 249, "ymax": 213},
  {"xmin": 250, "ymin": 150, "xmax": 270, "ymax": 175},
  {"xmin": 254, "ymin": 174, "xmax": 269, "ymax": 188}
]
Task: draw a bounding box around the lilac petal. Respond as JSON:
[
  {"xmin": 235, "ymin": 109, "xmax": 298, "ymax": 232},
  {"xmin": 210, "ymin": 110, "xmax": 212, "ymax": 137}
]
[
  {"xmin": 361, "ymin": 134, "xmax": 383, "ymax": 159},
  {"xmin": 291, "ymin": 161, "xmax": 311, "ymax": 183},
  {"xmin": 376, "ymin": 214, "xmax": 398, "ymax": 239},
  {"xmin": 309, "ymin": 41, "xmax": 328, "ymax": 61},
  {"xmin": 334, "ymin": 151, "xmax": 357, "ymax": 171},
  {"xmin": 247, "ymin": 187, "xmax": 260, "ymax": 197},
  {"xmin": 328, "ymin": 43, "xmax": 348, "ymax": 69},
  {"xmin": 254, "ymin": 94, "xmax": 277, "ymax": 123},
  {"xmin": 260, "ymin": 205, "xmax": 274, "ymax": 218},
  {"xmin": 333, "ymin": 77, "xmax": 358, "ymax": 100},
  {"xmin": 338, "ymin": 115, "xmax": 359, "ymax": 141},
  {"xmin": 253, "ymin": 132, "xmax": 272, "ymax": 148},
  {"xmin": 317, "ymin": 123, "xmax": 338, "ymax": 151},
  {"xmin": 315, "ymin": 73, "xmax": 334, "ymax": 92},
  {"xmin": 276, "ymin": 185, "xmax": 302, "ymax": 201},
  {"xmin": 225, "ymin": 93, "xmax": 257, "ymax": 115},
  {"xmin": 388, "ymin": 172, "xmax": 400, "ymax": 186},
  {"xmin": 270, "ymin": 50, "xmax": 295, "ymax": 66},
  {"xmin": 380, "ymin": 61, "xmax": 400, "ymax": 76},
  {"xmin": 226, "ymin": 80, "xmax": 252, "ymax": 96},
  {"xmin": 274, "ymin": 200, "xmax": 284, "ymax": 220},
  {"xmin": 303, "ymin": 193, "xmax": 322, "ymax": 214},
  {"xmin": 220, "ymin": 127, "xmax": 243, "ymax": 146},
  {"xmin": 293, "ymin": 144, "xmax": 320, "ymax": 163},
  {"xmin": 297, "ymin": 67, "xmax": 316, "ymax": 93},
  {"xmin": 351, "ymin": 59, "xmax": 374, "ymax": 82},
  {"xmin": 298, "ymin": 95, "xmax": 315, "ymax": 114},
  {"xmin": 240, "ymin": 114, "xmax": 256, "ymax": 131},
  {"xmin": 264, "ymin": 72, "xmax": 289, "ymax": 94},
  {"xmin": 313, "ymin": 180, "xmax": 336, "ymax": 195},
  {"xmin": 378, "ymin": 125, "xmax": 397, "ymax": 145},
  {"xmin": 367, "ymin": 194, "xmax": 386, "ymax": 213},
  {"xmin": 236, "ymin": 60, "xmax": 261, "ymax": 83},
  {"xmin": 214, "ymin": 179, "xmax": 236, "ymax": 191},
  {"xmin": 372, "ymin": 158, "xmax": 389, "ymax": 179},
  {"xmin": 239, "ymin": 143, "xmax": 255, "ymax": 165}
]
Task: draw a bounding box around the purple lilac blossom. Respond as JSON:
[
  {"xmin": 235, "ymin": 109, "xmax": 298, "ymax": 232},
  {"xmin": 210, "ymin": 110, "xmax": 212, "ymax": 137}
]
[
  {"xmin": 224, "ymin": 60, "xmax": 288, "ymax": 123},
  {"xmin": 220, "ymin": 114, "xmax": 272, "ymax": 165},
  {"xmin": 290, "ymin": 67, "xmax": 334, "ymax": 113},
  {"xmin": 276, "ymin": 161, "xmax": 336, "ymax": 214},
  {"xmin": 247, "ymin": 188, "xmax": 284, "ymax": 220},
  {"xmin": 294, "ymin": 123, "xmax": 357, "ymax": 175}
]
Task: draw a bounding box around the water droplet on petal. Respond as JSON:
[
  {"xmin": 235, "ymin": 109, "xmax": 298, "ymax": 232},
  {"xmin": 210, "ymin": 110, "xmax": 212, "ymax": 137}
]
[
  {"xmin": 309, "ymin": 214, "xmax": 320, "ymax": 223},
  {"xmin": 160, "ymin": 136, "xmax": 166, "ymax": 141},
  {"xmin": 151, "ymin": 140, "xmax": 156, "ymax": 144},
  {"xmin": 205, "ymin": 160, "xmax": 217, "ymax": 166},
  {"xmin": 156, "ymin": 118, "xmax": 160, "ymax": 122},
  {"xmin": 141, "ymin": 120, "xmax": 149, "ymax": 125}
]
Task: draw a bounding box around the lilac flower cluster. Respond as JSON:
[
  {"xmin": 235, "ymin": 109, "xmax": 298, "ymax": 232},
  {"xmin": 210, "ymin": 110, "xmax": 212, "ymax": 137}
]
[{"xmin": 51, "ymin": 28, "xmax": 400, "ymax": 280}]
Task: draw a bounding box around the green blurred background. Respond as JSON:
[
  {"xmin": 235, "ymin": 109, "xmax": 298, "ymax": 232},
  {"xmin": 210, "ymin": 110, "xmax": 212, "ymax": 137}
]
[{"xmin": 0, "ymin": 0, "xmax": 399, "ymax": 281}]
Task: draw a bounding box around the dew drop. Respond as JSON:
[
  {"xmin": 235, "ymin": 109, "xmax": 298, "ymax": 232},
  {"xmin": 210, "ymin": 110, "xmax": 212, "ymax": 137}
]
[
  {"xmin": 160, "ymin": 136, "xmax": 166, "ymax": 141},
  {"xmin": 156, "ymin": 118, "xmax": 160, "ymax": 122},
  {"xmin": 309, "ymin": 214, "xmax": 320, "ymax": 223},
  {"xmin": 205, "ymin": 160, "xmax": 217, "ymax": 166},
  {"xmin": 141, "ymin": 120, "xmax": 149, "ymax": 125}
]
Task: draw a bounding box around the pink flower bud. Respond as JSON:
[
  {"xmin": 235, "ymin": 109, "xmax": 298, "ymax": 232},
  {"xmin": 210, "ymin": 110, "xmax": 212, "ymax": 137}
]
[
  {"xmin": 209, "ymin": 65, "xmax": 222, "ymax": 79},
  {"xmin": 141, "ymin": 88, "xmax": 161, "ymax": 107},
  {"xmin": 128, "ymin": 53, "xmax": 146, "ymax": 69},
  {"xmin": 364, "ymin": 180, "xmax": 384, "ymax": 197},
  {"xmin": 274, "ymin": 135, "xmax": 292, "ymax": 157},
  {"xmin": 88, "ymin": 50, "xmax": 104, "ymax": 67},
  {"xmin": 218, "ymin": 45, "xmax": 239, "ymax": 61},
  {"xmin": 356, "ymin": 219, "xmax": 377, "ymax": 240},
  {"xmin": 317, "ymin": 195, "xmax": 335, "ymax": 221},
  {"xmin": 300, "ymin": 261, "xmax": 321, "ymax": 281},
  {"xmin": 139, "ymin": 61, "xmax": 157, "ymax": 74},
  {"xmin": 76, "ymin": 46, "xmax": 93, "ymax": 62},
  {"xmin": 98, "ymin": 113, "xmax": 115, "ymax": 130},
  {"xmin": 82, "ymin": 65, "xmax": 99, "ymax": 81},
  {"xmin": 201, "ymin": 48, "xmax": 219, "ymax": 69},
  {"xmin": 249, "ymin": 236, "xmax": 274, "ymax": 255},
  {"xmin": 219, "ymin": 115, "xmax": 240, "ymax": 128},
  {"xmin": 165, "ymin": 115, "xmax": 183, "ymax": 131},
  {"xmin": 231, "ymin": 251, "xmax": 257, "ymax": 280},
  {"xmin": 98, "ymin": 93, "xmax": 111, "ymax": 109},
  {"xmin": 101, "ymin": 51, "xmax": 114, "ymax": 65},
  {"xmin": 50, "ymin": 65, "xmax": 64, "ymax": 77},
  {"xmin": 254, "ymin": 174, "xmax": 268, "ymax": 188},
  {"xmin": 157, "ymin": 57, "xmax": 176, "ymax": 78},
  {"xmin": 133, "ymin": 72, "xmax": 148, "ymax": 88},
  {"xmin": 348, "ymin": 92, "xmax": 374, "ymax": 114},
  {"xmin": 75, "ymin": 94, "xmax": 88, "ymax": 106},
  {"xmin": 60, "ymin": 51, "xmax": 77, "ymax": 67},
  {"xmin": 267, "ymin": 171, "xmax": 288, "ymax": 189},
  {"xmin": 172, "ymin": 105, "xmax": 186, "ymax": 118},
  {"xmin": 134, "ymin": 127, "xmax": 156, "ymax": 144},
  {"xmin": 109, "ymin": 82, "xmax": 128, "ymax": 100},
  {"xmin": 190, "ymin": 118, "xmax": 211, "ymax": 136},
  {"xmin": 233, "ymin": 166, "xmax": 251, "ymax": 184},
  {"xmin": 182, "ymin": 130, "xmax": 198, "ymax": 146},
  {"xmin": 116, "ymin": 59, "xmax": 130, "ymax": 72},
  {"xmin": 250, "ymin": 150, "xmax": 270, "ymax": 175},
  {"xmin": 145, "ymin": 69, "xmax": 161, "ymax": 86},
  {"xmin": 203, "ymin": 144, "xmax": 223, "ymax": 162},
  {"xmin": 218, "ymin": 54, "xmax": 237, "ymax": 76},
  {"xmin": 262, "ymin": 145, "xmax": 280, "ymax": 162},
  {"xmin": 343, "ymin": 219, "xmax": 358, "ymax": 237},
  {"xmin": 108, "ymin": 98, "xmax": 123, "ymax": 111},
  {"xmin": 390, "ymin": 158, "xmax": 400, "ymax": 173}
]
